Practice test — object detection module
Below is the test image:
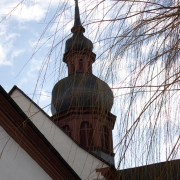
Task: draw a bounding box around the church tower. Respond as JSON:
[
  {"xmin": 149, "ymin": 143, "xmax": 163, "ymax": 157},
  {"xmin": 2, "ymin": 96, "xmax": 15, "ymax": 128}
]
[{"xmin": 51, "ymin": 0, "xmax": 116, "ymax": 165}]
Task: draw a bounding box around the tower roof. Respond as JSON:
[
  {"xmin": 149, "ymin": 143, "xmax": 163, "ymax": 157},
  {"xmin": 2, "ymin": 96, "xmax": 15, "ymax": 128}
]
[
  {"xmin": 51, "ymin": 73, "xmax": 114, "ymax": 114},
  {"xmin": 64, "ymin": 0, "xmax": 93, "ymax": 54},
  {"xmin": 53, "ymin": 1, "xmax": 113, "ymax": 114}
]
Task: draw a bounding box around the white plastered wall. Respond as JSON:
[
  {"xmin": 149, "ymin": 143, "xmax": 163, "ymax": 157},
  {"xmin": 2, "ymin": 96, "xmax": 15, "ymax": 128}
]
[
  {"xmin": 10, "ymin": 89, "xmax": 109, "ymax": 180},
  {"xmin": 0, "ymin": 126, "xmax": 52, "ymax": 180}
]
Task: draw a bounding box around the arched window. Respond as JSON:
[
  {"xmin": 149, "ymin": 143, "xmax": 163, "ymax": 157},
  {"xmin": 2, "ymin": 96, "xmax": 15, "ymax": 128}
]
[
  {"xmin": 62, "ymin": 125, "xmax": 71, "ymax": 137},
  {"xmin": 80, "ymin": 121, "xmax": 93, "ymax": 147},
  {"xmin": 79, "ymin": 59, "xmax": 83, "ymax": 71},
  {"xmin": 88, "ymin": 61, "xmax": 91, "ymax": 72},
  {"xmin": 101, "ymin": 126, "xmax": 109, "ymax": 150},
  {"xmin": 72, "ymin": 63, "xmax": 75, "ymax": 72}
]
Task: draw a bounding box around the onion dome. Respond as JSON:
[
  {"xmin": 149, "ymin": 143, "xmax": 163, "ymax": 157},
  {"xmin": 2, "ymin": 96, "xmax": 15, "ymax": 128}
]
[
  {"xmin": 51, "ymin": 73, "xmax": 114, "ymax": 115},
  {"xmin": 64, "ymin": 0, "xmax": 93, "ymax": 54}
]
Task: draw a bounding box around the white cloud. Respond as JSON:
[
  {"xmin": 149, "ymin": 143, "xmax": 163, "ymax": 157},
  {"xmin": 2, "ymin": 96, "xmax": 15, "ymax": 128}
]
[
  {"xmin": 12, "ymin": 4, "xmax": 46, "ymax": 22},
  {"xmin": 27, "ymin": 58, "xmax": 43, "ymax": 77},
  {"xmin": 18, "ymin": 77, "xmax": 28, "ymax": 88},
  {"xmin": 0, "ymin": 44, "xmax": 11, "ymax": 66},
  {"xmin": 39, "ymin": 89, "xmax": 50, "ymax": 102},
  {"xmin": 0, "ymin": 0, "xmax": 66, "ymax": 22},
  {"xmin": 0, "ymin": 33, "xmax": 20, "ymax": 66},
  {"xmin": 0, "ymin": 24, "xmax": 22, "ymax": 67},
  {"xmin": 12, "ymin": 49, "xmax": 24, "ymax": 58}
]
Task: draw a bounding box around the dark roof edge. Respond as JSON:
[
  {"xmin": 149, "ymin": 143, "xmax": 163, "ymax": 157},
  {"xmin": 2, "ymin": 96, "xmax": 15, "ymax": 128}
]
[
  {"xmin": 118, "ymin": 159, "xmax": 180, "ymax": 171},
  {"xmin": 1, "ymin": 85, "xmax": 81, "ymax": 180},
  {"xmin": 9, "ymin": 85, "xmax": 114, "ymax": 167},
  {"xmin": 9, "ymin": 85, "xmax": 52, "ymax": 119}
]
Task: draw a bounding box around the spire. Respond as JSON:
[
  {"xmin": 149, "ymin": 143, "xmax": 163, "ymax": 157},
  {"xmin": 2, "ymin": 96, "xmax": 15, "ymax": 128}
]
[
  {"xmin": 74, "ymin": 0, "xmax": 81, "ymax": 26},
  {"xmin": 71, "ymin": 0, "xmax": 85, "ymax": 33},
  {"xmin": 64, "ymin": 0, "xmax": 94, "ymax": 54}
]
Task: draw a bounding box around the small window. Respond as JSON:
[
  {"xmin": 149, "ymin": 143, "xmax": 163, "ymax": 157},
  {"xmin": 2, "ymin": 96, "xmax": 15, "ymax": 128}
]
[
  {"xmin": 101, "ymin": 126, "xmax": 109, "ymax": 150},
  {"xmin": 79, "ymin": 59, "xmax": 83, "ymax": 71},
  {"xmin": 62, "ymin": 125, "xmax": 71, "ymax": 137},
  {"xmin": 80, "ymin": 121, "xmax": 93, "ymax": 147},
  {"xmin": 72, "ymin": 63, "xmax": 75, "ymax": 72},
  {"xmin": 88, "ymin": 61, "xmax": 91, "ymax": 72}
]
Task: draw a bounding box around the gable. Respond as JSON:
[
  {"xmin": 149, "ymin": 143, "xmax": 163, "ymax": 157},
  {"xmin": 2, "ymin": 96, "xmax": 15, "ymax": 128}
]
[
  {"xmin": 9, "ymin": 86, "xmax": 109, "ymax": 180},
  {"xmin": 0, "ymin": 126, "xmax": 52, "ymax": 180},
  {"xmin": 0, "ymin": 85, "xmax": 81, "ymax": 180}
]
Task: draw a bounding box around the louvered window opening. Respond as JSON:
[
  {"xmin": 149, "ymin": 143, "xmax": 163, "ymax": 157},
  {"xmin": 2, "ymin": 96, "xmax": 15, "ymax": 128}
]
[
  {"xmin": 101, "ymin": 126, "xmax": 109, "ymax": 150},
  {"xmin": 79, "ymin": 59, "xmax": 83, "ymax": 71},
  {"xmin": 80, "ymin": 122, "xmax": 93, "ymax": 147},
  {"xmin": 72, "ymin": 63, "xmax": 75, "ymax": 72},
  {"xmin": 88, "ymin": 61, "xmax": 91, "ymax": 72}
]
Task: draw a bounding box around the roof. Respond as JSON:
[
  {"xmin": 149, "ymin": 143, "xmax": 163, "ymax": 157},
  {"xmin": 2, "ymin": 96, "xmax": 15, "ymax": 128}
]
[
  {"xmin": 9, "ymin": 85, "xmax": 52, "ymax": 120},
  {"xmin": 9, "ymin": 85, "xmax": 114, "ymax": 167},
  {"xmin": 96, "ymin": 159, "xmax": 180, "ymax": 180},
  {"xmin": 51, "ymin": 72, "xmax": 114, "ymax": 114},
  {"xmin": 118, "ymin": 159, "xmax": 180, "ymax": 180},
  {"xmin": 0, "ymin": 85, "xmax": 81, "ymax": 180}
]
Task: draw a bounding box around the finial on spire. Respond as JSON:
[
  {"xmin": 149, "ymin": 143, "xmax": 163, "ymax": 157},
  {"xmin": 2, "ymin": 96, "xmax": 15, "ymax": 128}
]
[{"xmin": 71, "ymin": 0, "xmax": 85, "ymax": 33}]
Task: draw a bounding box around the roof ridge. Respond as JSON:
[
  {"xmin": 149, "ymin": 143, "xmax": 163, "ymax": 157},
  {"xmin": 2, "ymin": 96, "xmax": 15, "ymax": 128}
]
[{"xmin": 0, "ymin": 85, "xmax": 81, "ymax": 179}]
